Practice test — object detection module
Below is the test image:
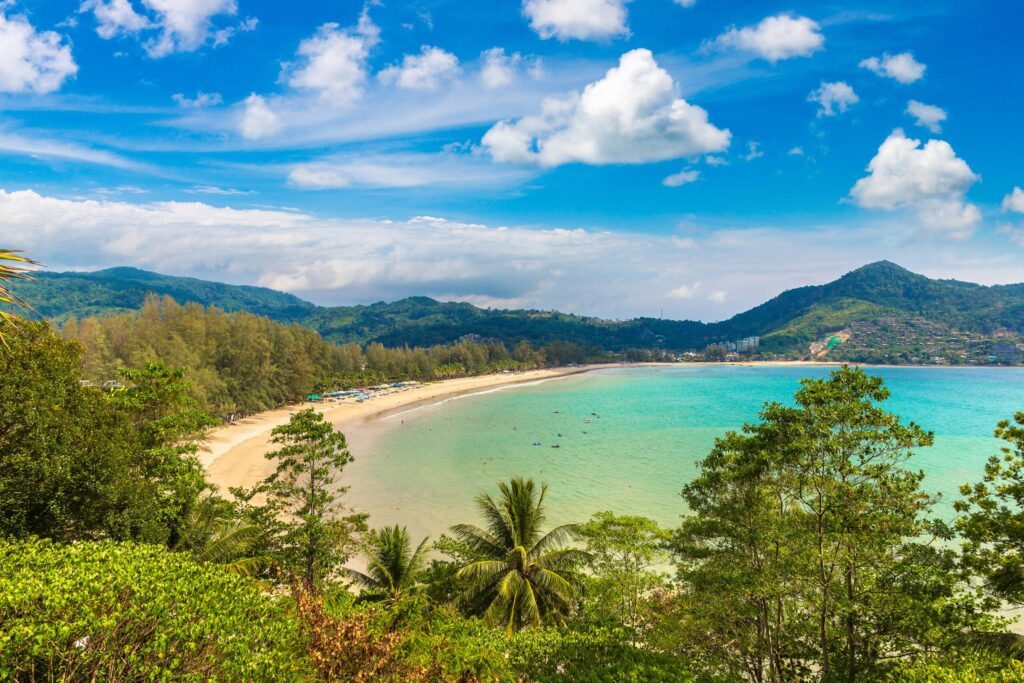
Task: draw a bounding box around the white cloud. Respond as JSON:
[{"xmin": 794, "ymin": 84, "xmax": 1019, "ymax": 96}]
[
  {"xmin": 710, "ymin": 14, "xmax": 823, "ymax": 62},
  {"xmin": 184, "ymin": 185, "xmax": 254, "ymax": 195},
  {"xmin": 808, "ymin": 81, "xmax": 858, "ymax": 117},
  {"xmin": 1002, "ymin": 187, "xmax": 1024, "ymax": 214},
  {"xmin": 0, "ymin": 13, "xmax": 77, "ymax": 94},
  {"xmin": 285, "ymin": 12, "xmax": 379, "ymax": 102},
  {"xmin": 482, "ymin": 49, "xmax": 730, "ymax": 167},
  {"xmin": 379, "ymin": 46, "xmax": 460, "ymax": 91},
  {"xmin": 704, "ymin": 155, "xmax": 727, "ymax": 166},
  {"xmin": 523, "ymin": 0, "xmax": 630, "ymax": 42},
  {"xmin": 849, "ymin": 129, "xmax": 979, "ymax": 237},
  {"xmin": 906, "ymin": 100, "xmax": 946, "ymax": 133},
  {"xmin": 79, "ymin": 0, "xmax": 149, "ymax": 38},
  {"xmin": 673, "ymin": 0, "xmax": 696, "ymax": 6},
  {"xmin": 480, "ymin": 47, "xmax": 524, "ymax": 89},
  {"xmin": 788, "ymin": 146, "xmax": 804, "ymax": 156},
  {"xmin": 0, "ymin": 131, "xmax": 140, "ymax": 170},
  {"xmin": 9, "ymin": 188, "xmax": 1024, "ymax": 320},
  {"xmin": 172, "ymin": 91, "xmax": 223, "ymax": 108},
  {"xmin": 667, "ymin": 281, "xmax": 700, "ymax": 299},
  {"xmin": 663, "ymin": 169, "xmax": 700, "ymax": 187},
  {"xmin": 744, "ymin": 141, "xmax": 763, "ymax": 161},
  {"xmin": 81, "ymin": 0, "xmax": 242, "ymax": 57},
  {"xmin": 287, "ymin": 151, "xmax": 533, "ymax": 190},
  {"xmin": 239, "ymin": 94, "xmax": 280, "ymax": 140},
  {"xmin": 859, "ymin": 52, "xmax": 926, "ymax": 84}
]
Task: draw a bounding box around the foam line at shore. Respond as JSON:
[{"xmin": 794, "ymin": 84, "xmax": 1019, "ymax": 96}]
[{"xmin": 380, "ymin": 374, "xmax": 583, "ymax": 421}]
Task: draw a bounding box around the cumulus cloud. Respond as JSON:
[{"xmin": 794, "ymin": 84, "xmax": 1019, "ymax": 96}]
[
  {"xmin": 79, "ymin": 0, "xmax": 149, "ymax": 38},
  {"xmin": 0, "ymin": 12, "xmax": 77, "ymax": 94},
  {"xmin": 710, "ymin": 14, "xmax": 823, "ymax": 62},
  {"xmin": 744, "ymin": 141, "xmax": 763, "ymax": 161},
  {"xmin": 860, "ymin": 52, "xmax": 926, "ymax": 84},
  {"xmin": 849, "ymin": 129, "xmax": 979, "ymax": 237},
  {"xmin": 481, "ymin": 49, "xmax": 730, "ymax": 167},
  {"xmin": 172, "ymin": 91, "xmax": 223, "ymax": 108},
  {"xmin": 663, "ymin": 169, "xmax": 700, "ymax": 187},
  {"xmin": 906, "ymin": 100, "xmax": 946, "ymax": 133},
  {"xmin": 808, "ymin": 81, "xmax": 858, "ymax": 117},
  {"xmin": 81, "ymin": 0, "xmax": 244, "ymax": 57},
  {"xmin": 285, "ymin": 11, "xmax": 379, "ymax": 102},
  {"xmin": 522, "ymin": 0, "xmax": 630, "ymax": 42},
  {"xmin": 239, "ymin": 94, "xmax": 280, "ymax": 140},
  {"xmin": 379, "ymin": 46, "xmax": 460, "ymax": 91},
  {"xmin": 480, "ymin": 47, "xmax": 534, "ymax": 89},
  {"xmin": 1002, "ymin": 187, "xmax": 1024, "ymax": 214}
]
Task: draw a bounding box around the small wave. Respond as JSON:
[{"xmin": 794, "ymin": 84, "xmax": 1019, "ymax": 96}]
[{"xmin": 381, "ymin": 376, "xmax": 567, "ymax": 421}]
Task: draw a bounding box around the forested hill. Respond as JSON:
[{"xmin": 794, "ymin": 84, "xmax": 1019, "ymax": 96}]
[{"xmin": 14, "ymin": 261, "xmax": 1024, "ymax": 356}]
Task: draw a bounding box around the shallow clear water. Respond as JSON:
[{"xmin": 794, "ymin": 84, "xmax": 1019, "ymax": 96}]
[{"xmin": 343, "ymin": 366, "xmax": 1024, "ymax": 540}]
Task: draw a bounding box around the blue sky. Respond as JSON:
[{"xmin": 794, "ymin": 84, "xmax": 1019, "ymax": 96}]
[{"xmin": 2, "ymin": 0, "xmax": 1023, "ymax": 320}]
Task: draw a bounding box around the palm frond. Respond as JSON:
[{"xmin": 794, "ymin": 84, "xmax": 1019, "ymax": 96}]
[{"xmin": 956, "ymin": 630, "xmax": 1024, "ymax": 659}]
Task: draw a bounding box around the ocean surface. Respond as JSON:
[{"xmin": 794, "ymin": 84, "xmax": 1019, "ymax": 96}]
[{"xmin": 343, "ymin": 365, "xmax": 1024, "ymax": 540}]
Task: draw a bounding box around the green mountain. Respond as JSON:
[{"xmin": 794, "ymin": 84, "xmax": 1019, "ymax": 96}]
[
  {"xmin": 12, "ymin": 261, "xmax": 1024, "ymax": 360},
  {"xmin": 15, "ymin": 267, "xmax": 316, "ymax": 321}
]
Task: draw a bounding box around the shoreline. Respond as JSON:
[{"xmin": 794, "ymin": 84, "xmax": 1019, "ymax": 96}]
[
  {"xmin": 201, "ymin": 364, "xmax": 603, "ymax": 494},
  {"xmin": 201, "ymin": 360, "xmax": 1016, "ymax": 494}
]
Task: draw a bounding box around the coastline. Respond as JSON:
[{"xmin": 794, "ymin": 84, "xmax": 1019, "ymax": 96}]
[
  {"xmin": 200, "ymin": 359, "xmax": 1009, "ymax": 494},
  {"xmin": 201, "ymin": 364, "xmax": 603, "ymax": 494}
]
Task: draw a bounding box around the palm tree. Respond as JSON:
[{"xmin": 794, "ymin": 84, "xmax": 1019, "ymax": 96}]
[
  {"xmin": 0, "ymin": 250, "xmax": 38, "ymax": 345},
  {"xmin": 345, "ymin": 525, "xmax": 430, "ymax": 603},
  {"xmin": 171, "ymin": 494, "xmax": 269, "ymax": 576},
  {"xmin": 451, "ymin": 476, "xmax": 587, "ymax": 632}
]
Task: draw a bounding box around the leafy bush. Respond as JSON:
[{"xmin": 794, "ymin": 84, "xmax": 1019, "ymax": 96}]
[{"xmin": 0, "ymin": 538, "xmax": 309, "ymax": 682}]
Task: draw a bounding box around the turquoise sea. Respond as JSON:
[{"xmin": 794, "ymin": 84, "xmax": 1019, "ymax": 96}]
[{"xmin": 344, "ymin": 366, "xmax": 1024, "ymax": 540}]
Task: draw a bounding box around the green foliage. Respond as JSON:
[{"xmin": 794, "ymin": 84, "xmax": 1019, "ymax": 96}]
[
  {"xmin": 0, "ymin": 322, "xmax": 168, "ymax": 543},
  {"xmin": 957, "ymin": 412, "xmax": 1024, "ymax": 605},
  {"xmin": 673, "ymin": 366, "xmax": 991, "ymax": 681},
  {"xmin": 451, "ymin": 476, "xmax": 588, "ymax": 632},
  {"xmin": 60, "ymin": 296, "xmax": 550, "ymax": 419},
  {"xmin": 509, "ymin": 625, "xmax": 699, "ymax": 682},
  {"xmin": 577, "ymin": 512, "xmax": 670, "ymax": 638},
  {"xmin": 241, "ymin": 408, "xmax": 367, "ymax": 586},
  {"xmin": 14, "ymin": 266, "xmax": 316, "ymax": 321},
  {"xmin": 0, "ymin": 538, "xmax": 308, "ymax": 682},
  {"xmin": 346, "ymin": 525, "xmax": 430, "ymax": 604},
  {"xmin": 108, "ymin": 361, "xmax": 217, "ymax": 544}
]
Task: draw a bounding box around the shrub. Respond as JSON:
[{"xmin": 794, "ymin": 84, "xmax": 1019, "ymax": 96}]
[{"xmin": 0, "ymin": 538, "xmax": 309, "ymax": 681}]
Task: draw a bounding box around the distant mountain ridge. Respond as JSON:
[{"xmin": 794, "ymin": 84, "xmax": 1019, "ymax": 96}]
[{"xmin": 13, "ymin": 262, "xmax": 1024, "ymax": 359}]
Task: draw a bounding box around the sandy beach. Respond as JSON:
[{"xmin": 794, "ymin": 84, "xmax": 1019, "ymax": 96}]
[
  {"xmin": 201, "ymin": 365, "xmax": 601, "ymax": 493},
  {"xmin": 199, "ymin": 359, "xmax": 897, "ymax": 494}
]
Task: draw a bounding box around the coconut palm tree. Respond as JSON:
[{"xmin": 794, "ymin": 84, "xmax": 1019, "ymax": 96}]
[
  {"xmin": 0, "ymin": 250, "xmax": 37, "ymax": 345},
  {"xmin": 345, "ymin": 525, "xmax": 430, "ymax": 603},
  {"xmin": 171, "ymin": 494, "xmax": 269, "ymax": 576},
  {"xmin": 451, "ymin": 476, "xmax": 586, "ymax": 632}
]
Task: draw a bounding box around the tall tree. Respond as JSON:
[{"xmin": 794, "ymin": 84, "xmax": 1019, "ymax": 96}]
[
  {"xmin": 955, "ymin": 411, "xmax": 1024, "ymax": 655},
  {"xmin": 675, "ymin": 366, "xmax": 981, "ymax": 682},
  {"xmin": 578, "ymin": 511, "xmax": 670, "ymax": 642},
  {"xmin": 451, "ymin": 477, "xmax": 586, "ymax": 632},
  {"xmin": 0, "ymin": 323, "xmax": 167, "ymax": 542},
  {"xmin": 108, "ymin": 361, "xmax": 217, "ymax": 544},
  {"xmin": 242, "ymin": 408, "xmax": 366, "ymax": 586}
]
